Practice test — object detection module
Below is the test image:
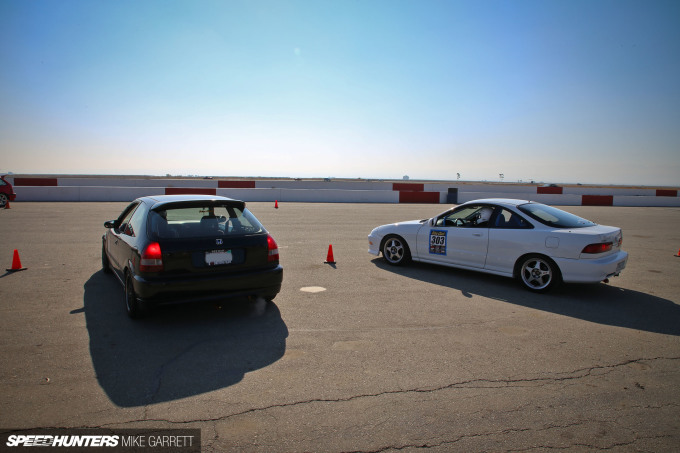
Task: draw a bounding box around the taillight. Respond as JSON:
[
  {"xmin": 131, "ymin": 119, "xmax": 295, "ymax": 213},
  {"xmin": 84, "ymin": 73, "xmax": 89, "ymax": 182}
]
[
  {"xmin": 140, "ymin": 242, "xmax": 163, "ymax": 272},
  {"xmin": 581, "ymin": 242, "xmax": 613, "ymax": 254},
  {"xmin": 267, "ymin": 235, "xmax": 279, "ymax": 263}
]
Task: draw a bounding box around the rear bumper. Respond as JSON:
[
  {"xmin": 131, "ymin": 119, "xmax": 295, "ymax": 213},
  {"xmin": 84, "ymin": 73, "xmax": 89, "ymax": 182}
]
[
  {"xmin": 132, "ymin": 265, "xmax": 283, "ymax": 305},
  {"xmin": 554, "ymin": 251, "xmax": 628, "ymax": 283}
]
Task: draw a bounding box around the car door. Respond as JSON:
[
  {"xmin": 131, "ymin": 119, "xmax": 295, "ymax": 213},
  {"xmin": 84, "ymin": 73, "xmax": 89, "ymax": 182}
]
[
  {"xmin": 108, "ymin": 203, "xmax": 140, "ymax": 276},
  {"xmin": 416, "ymin": 204, "xmax": 493, "ymax": 268},
  {"xmin": 485, "ymin": 207, "xmax": 535, "ymax": 274}
]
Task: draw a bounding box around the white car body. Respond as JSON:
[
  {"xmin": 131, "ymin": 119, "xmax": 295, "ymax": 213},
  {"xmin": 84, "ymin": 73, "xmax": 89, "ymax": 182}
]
[{"xmin": 368, "ymin": 199, "xmax": 628, "ymax": 291}]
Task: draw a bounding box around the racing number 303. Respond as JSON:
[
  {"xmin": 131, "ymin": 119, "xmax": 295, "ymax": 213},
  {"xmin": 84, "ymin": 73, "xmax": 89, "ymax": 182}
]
[{"xmin": 429, "ymin": 230, "xmax": 447, "ymax": 255}]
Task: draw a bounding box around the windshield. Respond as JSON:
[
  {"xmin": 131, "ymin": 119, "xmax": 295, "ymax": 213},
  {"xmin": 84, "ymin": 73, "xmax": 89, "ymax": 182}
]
[
  {"xmin": 518, "ymin": 203, "xmax": 596, "ymax": 228},
  {"xmin": 149, "ymin": 204, "xmax": 265, "ymax": 238}
]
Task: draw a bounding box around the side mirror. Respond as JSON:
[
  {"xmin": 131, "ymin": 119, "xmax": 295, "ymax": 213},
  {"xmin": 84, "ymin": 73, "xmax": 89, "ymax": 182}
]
[{"xmin": 104, "ymin": 220, "xmax": 118, "ymax": 229}]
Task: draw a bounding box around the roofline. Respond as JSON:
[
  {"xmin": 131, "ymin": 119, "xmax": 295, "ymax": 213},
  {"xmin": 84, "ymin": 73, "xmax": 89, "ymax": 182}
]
[
  {"xmin": 136, "ymin": 194, "xmax": 245, "ymax": 210},
  {"xmin": 462, "ymin": 198, "xmax": 536, "ymax": 206}
]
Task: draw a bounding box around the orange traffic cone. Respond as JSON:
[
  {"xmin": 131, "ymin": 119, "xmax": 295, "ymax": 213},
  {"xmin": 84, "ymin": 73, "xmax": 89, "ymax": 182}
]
[
  {"xmin": 4, "ymin": 201, "xmax": 10, "ymax": 209},
  {"xmin": 274, "ymin": 200, "xmax": 279, "ymax": 209},
  {"xmin": 7, "ymin": 249, "xmax": 27, "ymax": 272},
  {"xmin": 324, "ymin": 244, "xmax": 336, "ymax": 264},
  {"xmin": 675, "ymin": 248, "xmax": 680, "ymax": 257}
]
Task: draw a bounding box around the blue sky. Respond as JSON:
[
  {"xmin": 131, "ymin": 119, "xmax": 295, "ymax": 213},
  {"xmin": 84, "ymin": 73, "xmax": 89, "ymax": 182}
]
[{"xmin": 1, "ymin": 0, "xmax": 679, "ymax": 186}]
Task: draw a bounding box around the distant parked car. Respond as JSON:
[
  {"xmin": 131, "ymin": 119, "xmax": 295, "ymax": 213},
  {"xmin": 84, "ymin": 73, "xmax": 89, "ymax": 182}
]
[
  {"xmin": 368, "ymin": 199, "xmax": 628, "ymax": 292},
  {"xmin": 0, "ymin": 175, "xmax": 17, "ymax": 207},
  {"xmin": 102, "ymin": 195, "xmax": 283, "ymax": 318}
]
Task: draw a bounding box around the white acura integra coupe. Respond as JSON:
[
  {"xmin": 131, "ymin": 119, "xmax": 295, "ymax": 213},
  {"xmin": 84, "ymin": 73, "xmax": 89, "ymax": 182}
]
[{"xmin": 368, "ymin": 199, "xmax": 628, "ymax": 292}]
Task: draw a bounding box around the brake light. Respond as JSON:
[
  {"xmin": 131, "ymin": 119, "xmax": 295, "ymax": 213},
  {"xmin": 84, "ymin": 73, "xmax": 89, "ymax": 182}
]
[
  {"xmin": 267, "ymin": 235, "xmax": 279, "ymax": 263},
  {"xmin": 581, "ymin": 242, "xmax": 613, "ymax": 254},
  {"xmin": 140, "ymin": 242, "xmax": 163, "ymax": 272}
]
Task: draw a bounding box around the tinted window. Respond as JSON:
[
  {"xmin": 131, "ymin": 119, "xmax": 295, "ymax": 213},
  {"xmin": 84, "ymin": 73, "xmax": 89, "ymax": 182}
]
[
  {"xmin": 150, "ymin": 204, "xmax": 264, "ymax": 239},
  {"xmin": 118, "ymin": 203, "xmax": 140, "ymax": 235},
  {"xmin": 126, "ymin": 203, "xmax": 147, "ymax": 237},
  {"xmin": 436, "ymin": 205, "xmax": 495, "ymax": 228},
  {"xmin": 492, "ymin": 208, "xmax": 533, "ymax": 229},
  {"xmin": 518, "ymin": 203, "xmax": 596, "ymax": 228}
]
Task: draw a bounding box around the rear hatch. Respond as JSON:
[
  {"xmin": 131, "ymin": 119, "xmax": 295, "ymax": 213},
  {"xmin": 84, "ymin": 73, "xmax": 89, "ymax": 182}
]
[
  {"xmin": 148, "ymin": 200, "xmax": 275, "ymax": 276},
  {"xmin": 160, "ymin": 234, "xmax": 271, "ymax": 275}
]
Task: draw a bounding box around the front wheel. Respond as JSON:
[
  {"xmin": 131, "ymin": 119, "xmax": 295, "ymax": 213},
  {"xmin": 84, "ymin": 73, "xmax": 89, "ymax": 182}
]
[
  {"xmin": 0, "ymin": 193, "xmax": 7, "ymax": 207},
  {"xmin": 382, "ymin": 236, "xmax": 411, "ymax": 266},
  {"xmin": 517, "ymin": 255, "xmax": 560, "ymax": 292}
]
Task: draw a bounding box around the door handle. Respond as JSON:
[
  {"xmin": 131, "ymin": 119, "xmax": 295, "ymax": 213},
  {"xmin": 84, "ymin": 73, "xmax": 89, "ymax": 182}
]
[{"xmin": 473, "ymin": 233, "xmax": 482, "ymax": 237}]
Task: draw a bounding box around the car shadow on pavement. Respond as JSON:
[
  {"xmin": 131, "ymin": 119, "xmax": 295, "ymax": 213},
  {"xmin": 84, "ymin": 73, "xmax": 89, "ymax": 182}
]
[
  {"xmin": 82, "ymin": 270, "xmax": 288, "ymax": 408},
  {"xmin": 372, "ymin": 259, "xmax": 680, "ymax": 337}
]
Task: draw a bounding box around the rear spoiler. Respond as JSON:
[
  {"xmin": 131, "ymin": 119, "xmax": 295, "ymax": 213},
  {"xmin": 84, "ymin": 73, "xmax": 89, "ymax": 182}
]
[{"xmin": 150, "ymin": 199, "xmax": 246, "ymax": 212}]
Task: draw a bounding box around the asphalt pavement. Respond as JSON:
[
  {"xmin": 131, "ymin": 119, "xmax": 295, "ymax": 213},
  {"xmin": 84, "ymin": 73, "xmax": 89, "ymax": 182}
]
[{"xmin": 1, "ymin": 202, "xmax": 679, "ymax": 452}]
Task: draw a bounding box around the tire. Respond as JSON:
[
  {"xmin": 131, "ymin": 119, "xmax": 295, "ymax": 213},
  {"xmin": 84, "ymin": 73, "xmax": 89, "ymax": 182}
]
[
  {"xmin": 102, "ymin": 242, "xmax": 112, "ymax": 273},
  {"xmin": 125, "ymin": 272, "xmax": 146, "ymax": 319},
  {"xmin": 382, "ymin": 235, "xmax": 411, "ymax": 266},
  {"xmin": 517, "ymin": 255, "xmax": 560, "ymax": 292},
  {"xmin": 0, "ymin": 193, "xmax": 7, "ymax": 208}
]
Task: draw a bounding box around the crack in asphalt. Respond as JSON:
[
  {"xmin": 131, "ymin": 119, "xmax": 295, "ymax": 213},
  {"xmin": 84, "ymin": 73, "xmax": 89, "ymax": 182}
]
[
  {"xmin": 340, "ymin": 427, "xmax": 535, "ymax": 452},
  {"xmin": 342, "ymin": 425, "xmax": 673, "ymax": 452},
  {"xmin": 8, "ymin": 355, "xmax": 676, "ymax": 451},
  {"xmin": 509, "ymin": 434, "xmax": 675, "ymax": 452},
  {"xmin": 124, "ymin": 355, "xmax": 679, "ymax": 427}
]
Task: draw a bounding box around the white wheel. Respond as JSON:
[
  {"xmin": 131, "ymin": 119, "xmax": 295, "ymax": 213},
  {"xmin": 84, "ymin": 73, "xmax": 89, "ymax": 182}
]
[
  {"xmin": 382, "ymin": 236, "xmax": 411, "ymax": 266},
  {"xmin": 518, "ymin": 255, "xmax": 560, "ymax": 292}
]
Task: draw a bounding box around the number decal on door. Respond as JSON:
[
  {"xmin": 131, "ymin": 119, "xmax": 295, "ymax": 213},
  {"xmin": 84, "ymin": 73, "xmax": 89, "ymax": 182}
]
[{"xmin": 429, "ymin": 230, "xmax": 447, "ymax": 255}]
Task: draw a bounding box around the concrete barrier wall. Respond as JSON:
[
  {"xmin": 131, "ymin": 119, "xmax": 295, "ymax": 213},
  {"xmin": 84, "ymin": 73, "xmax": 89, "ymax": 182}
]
[
  {"xmin": 14, "ymin": 186, "xmax": 165, "ymax": 202},
  {"xmin": 217, "ymin": 188, "xmax": 282, "ymax": 202},
  {"xmin": 564, "ymin": 186, "xmax": 657, "ymax": 196},
  {"xmin": 277, "ymin": 189, "xmax": 398, "ymax": 203},
  {"xmin": 254, "ymin": 180, "xmax": 394, "ymax": 191},
  {"xmin": 613, "ymin": 196, "xmax": 680, "ymax": 207},
  {"xmin": 8, "ymin": 177, "xmax": 679, "ymax": 206},
  {"xmin": 450, "ymin": 184, "xmax": 539, "ymax": 194},
  {"xmin": 13, "ymin": 186, "xmax": 401, "ymax": 203},
  {"xmin": 458, "ymin": 192, "xmax": 545, "ymax": 203},
  {"xmin": 57, "ymin": 178, "xmax": 218, "ymax": 188}
]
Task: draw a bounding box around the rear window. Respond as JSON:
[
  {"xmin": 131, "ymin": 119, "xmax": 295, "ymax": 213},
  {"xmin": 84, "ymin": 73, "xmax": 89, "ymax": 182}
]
[
  {"xmin": 149, "ymin": 204, "xmax": 265, "ymax": 239},
  {"xmin": 518, "ymin": 203, "xmax": 596, "ymax": 229}
]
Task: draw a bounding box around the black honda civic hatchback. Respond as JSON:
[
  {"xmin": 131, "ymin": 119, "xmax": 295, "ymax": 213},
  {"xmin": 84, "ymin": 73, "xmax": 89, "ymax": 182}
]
[{"xmin": 102, "ymin": 195, "xmax": 283, "ymax": 318}]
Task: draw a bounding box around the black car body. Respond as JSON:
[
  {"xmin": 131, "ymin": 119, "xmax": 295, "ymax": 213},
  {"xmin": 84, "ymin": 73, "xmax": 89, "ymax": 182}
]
[{"xmin": 102, "ymin": 195, "xmax": 283, "ymax": 318}]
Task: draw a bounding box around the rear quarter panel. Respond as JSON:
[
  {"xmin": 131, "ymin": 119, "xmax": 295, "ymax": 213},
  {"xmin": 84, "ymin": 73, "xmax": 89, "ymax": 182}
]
[{"xmin": 485, "ymin": 229, "xmax": 549, "ymax": 275}]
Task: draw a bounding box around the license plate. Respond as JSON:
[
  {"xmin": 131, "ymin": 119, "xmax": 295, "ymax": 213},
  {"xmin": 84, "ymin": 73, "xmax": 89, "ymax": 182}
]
[{"xmin": 205, "ymin": 250, "xmax": 232, "ymax": 266}]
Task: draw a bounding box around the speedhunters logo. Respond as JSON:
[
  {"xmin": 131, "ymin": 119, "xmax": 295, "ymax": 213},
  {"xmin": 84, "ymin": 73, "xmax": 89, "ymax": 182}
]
[
  {"xmin": 6, "ymin": 435, "xmax": 119, "ymax": 447},
  {"xmin": 2, "ymin": 429, "xmax": 200, "ymax": 452}
]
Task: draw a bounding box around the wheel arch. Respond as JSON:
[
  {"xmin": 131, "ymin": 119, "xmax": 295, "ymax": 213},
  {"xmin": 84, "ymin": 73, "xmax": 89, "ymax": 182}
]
[
  {"xmin": 380, "ymin": 233, "xmax": 412, "ymax": 256},
  {"xmin": 513, "ymin": 252, "xmax": 563, "ymax": 281},
  {"xmin": 379, "ymin": 233, "xmax": 414, "ymax": 266}
]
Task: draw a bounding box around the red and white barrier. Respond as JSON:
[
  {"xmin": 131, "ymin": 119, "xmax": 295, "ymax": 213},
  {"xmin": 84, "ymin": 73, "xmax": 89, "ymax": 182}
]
[{"xmin": 7, "ymin": 176, "xmax": 679, "ymax": 206}]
